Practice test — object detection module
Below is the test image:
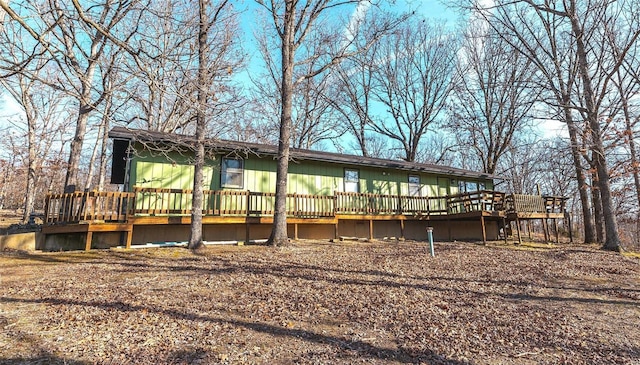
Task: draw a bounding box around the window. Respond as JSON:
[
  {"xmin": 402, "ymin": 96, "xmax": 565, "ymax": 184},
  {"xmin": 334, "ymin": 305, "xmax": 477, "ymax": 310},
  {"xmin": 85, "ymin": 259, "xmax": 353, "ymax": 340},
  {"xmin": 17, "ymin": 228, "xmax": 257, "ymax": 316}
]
[
  {"xmin": 458, "ymin": 180, "xmax": 466, "ymax": 192},
  {"xmin": 221, "ymin": 158, "xmax": 244, "ymax": 188},
  {"xmin": 344, "ymin": 169, "xmax": 359, "ymax": 193},
  {"xmin": 457, "ymin": 180, "xmax": 481, "ymax": 193},
  {"xmin": 408, "ymin": 175, "xmax": 421, "ymax": 196}
]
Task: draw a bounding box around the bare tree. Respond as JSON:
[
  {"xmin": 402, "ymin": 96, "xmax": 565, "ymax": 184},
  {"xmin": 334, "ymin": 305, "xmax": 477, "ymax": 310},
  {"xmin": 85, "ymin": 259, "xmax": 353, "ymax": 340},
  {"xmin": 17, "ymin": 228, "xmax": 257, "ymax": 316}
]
[
  {"xmin": 291, "ymin": 67, "xmax": 343, "ymax": 149},
  {"xmin": 447, "ymin": 22, "xmax": 539, "ymax": 175},
  {"xmin": 326, "ymin": 9, "xmax": 392, "ymax": 157},
  {"xmin": 185, "ymin": 0, "xmax": 240, "ymax": 249},
  {"xmin": 253, "ymin": 14, "xmax": 345, "ymax": 150},
  {"xmin": 251, "ymin": 48, "xmax": 343, "ymax": 149},
  {"xmin": 0, "ymin": 14, "xmax": 69, "ymax": 222},
  {"xmin": 118, "ymin": 1, "xmax": 199, "ymax": 132},
  {"xmin": 257, "ymin": 0, "xmax": 404, "ymax": 246},
  {"xmin": 500, "ymin": 139, "xmax": 544, "ymax": 195},
  {"xmin": 1, "ymin": 0, "xmax": 147, "ymax": 191},
  {"xmin": 369, "ymin": 17, "xmax": 459, "ymax": 162},
  {"xmin": 464, "ymin": 0, "xmax": 640, "ymax": 250}
]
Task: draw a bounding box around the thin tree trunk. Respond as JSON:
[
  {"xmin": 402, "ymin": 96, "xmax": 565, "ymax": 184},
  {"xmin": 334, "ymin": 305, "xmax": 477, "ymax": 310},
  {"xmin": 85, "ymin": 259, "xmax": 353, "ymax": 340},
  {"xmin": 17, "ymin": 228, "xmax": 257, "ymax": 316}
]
[
  {"xmin": 50, "ymin": 132, "xmax": 68, "ymax": 193},
  {"xmin": 97, "ymin": 85, "xmax": 113, "ymax": 191},
  {"xmin": 591, "ymin": 175, "xmax": 604, "ymax": 244},
  {"xmin": 622, "ymin": 114, "xmax": 640, "ymax": 218},
  {"xmin": 189, "ymin": 0, "xmax": 210, "ymax": 250},
  {"xmin": 22, "ymin": 119, "xmax": 37, "ymax": 223},
  {"xmin": 564, "ymin": 106, "xmax": 597, "ymax": 243},
  {"xmin": 1, "ymin": 153, "xmax": 17, "ymax": 210},
  {"xmin": 269, "ymin": 0, "xmax": 296, "ymax": 247},
  {"xmin": 97, "ymin": 113, "xmax": 110, "ymax": 191},
  {"xmin": 84, "ymin": 125, "xmax": 101, "ymax": 191}
]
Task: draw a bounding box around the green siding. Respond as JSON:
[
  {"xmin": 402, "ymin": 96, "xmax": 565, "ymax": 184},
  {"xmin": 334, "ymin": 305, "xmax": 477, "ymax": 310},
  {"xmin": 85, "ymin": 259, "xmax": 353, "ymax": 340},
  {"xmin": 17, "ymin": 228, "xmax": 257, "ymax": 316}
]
[
  {"xmin": 244, "ymin": 158, "xmax": 276, "ymax": 192},
  {"xmin": 127, "ymin": 145, "xmax": 493, "ymax": 199},
  {"xmin": 288, "ymin": 161, "xmax": 340, "ymax": 195},
  {"xmin": 130, "ymin": 147, "xmax": 217, "ymax": 191}
]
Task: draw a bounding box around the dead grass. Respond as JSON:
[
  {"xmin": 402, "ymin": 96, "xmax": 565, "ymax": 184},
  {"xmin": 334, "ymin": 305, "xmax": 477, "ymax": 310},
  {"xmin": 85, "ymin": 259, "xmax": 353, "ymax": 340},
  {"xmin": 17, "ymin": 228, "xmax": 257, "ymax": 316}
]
[
  {"xmin": 0, "ymin": 210, "xmax": 23, "ymax": 234},
  {"xmin": 1, "ymin": 240, "xmax": 639, "ymax": 364}
]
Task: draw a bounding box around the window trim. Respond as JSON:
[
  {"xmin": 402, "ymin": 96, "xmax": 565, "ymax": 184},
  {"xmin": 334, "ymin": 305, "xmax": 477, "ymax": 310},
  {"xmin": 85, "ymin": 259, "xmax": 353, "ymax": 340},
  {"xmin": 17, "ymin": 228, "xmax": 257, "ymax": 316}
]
[
  {"xmin": 344, "ymin": 168, "xmax": 359, "ymax": 193},
  {"xmin": 221, "ymin": 157, "xmax": 244, "ymax": 189},
  {"xmin": 408, "ymin": 174, "xmax": 421, "ymax": 196}
]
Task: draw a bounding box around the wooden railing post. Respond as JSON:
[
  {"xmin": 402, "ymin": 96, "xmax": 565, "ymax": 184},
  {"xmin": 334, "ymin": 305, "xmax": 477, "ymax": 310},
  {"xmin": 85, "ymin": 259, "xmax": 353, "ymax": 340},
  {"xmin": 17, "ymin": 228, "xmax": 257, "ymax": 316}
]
[
  {"xmin": 246, "ymin": 191, "xmax": 251, "ymax": 217},
  {"xmin": 44, "ymin": 195, "xmax": 51, "ymax": 224}
]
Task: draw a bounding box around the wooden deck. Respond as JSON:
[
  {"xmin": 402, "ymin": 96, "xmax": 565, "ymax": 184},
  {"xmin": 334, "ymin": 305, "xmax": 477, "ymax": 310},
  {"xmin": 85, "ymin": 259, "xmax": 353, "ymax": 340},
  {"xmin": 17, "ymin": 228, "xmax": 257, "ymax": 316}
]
[{"xmin": 42, "ymin": 188, "xmax": 567, "ymax": 249}]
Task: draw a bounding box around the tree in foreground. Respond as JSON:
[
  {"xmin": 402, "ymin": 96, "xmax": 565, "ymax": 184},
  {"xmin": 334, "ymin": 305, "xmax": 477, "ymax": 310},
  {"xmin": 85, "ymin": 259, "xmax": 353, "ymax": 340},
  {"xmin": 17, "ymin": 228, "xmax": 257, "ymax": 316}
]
[
  {"xmin": 187, "ymin": 0, "xmax": 240, "ymax": 249},
  {"xmin": 257, "ymin": 0, "xmax": 405, "ymax": 246}
]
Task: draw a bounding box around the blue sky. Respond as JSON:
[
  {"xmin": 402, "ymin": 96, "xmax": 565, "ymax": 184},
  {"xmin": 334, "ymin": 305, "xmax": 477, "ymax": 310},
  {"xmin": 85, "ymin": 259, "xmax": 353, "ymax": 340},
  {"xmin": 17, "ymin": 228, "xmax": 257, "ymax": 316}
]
[
  {"xmin": 0, "ymin": 1, "xmax": 456, "ymax": 122},
  {"xmin": 234, "ymin": 0, "xmax": 457, "ymax": 80}
]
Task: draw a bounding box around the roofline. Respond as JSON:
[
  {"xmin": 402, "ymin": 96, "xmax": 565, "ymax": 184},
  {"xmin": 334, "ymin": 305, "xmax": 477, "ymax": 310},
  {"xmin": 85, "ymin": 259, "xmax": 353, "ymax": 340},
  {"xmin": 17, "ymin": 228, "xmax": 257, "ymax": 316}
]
[{"xmin": 108, "ymin": 127, "xmax": 498, "ymax": 180}]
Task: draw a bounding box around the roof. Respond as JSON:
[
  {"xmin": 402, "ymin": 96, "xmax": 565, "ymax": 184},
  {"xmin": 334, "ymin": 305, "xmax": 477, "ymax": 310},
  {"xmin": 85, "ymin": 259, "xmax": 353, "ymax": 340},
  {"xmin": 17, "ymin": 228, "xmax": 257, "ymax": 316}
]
[{"xmin": 108, "ymin": 127, "xmax": 495, "ymax": 180}]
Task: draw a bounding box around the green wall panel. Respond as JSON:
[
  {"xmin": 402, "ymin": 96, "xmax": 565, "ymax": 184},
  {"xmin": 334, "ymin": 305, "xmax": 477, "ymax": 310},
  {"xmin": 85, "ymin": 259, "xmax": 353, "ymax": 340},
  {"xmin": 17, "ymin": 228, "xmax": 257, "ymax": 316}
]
[{"xmin": 128, "ymin": 144, "xmax": 493, "ymax": 199}]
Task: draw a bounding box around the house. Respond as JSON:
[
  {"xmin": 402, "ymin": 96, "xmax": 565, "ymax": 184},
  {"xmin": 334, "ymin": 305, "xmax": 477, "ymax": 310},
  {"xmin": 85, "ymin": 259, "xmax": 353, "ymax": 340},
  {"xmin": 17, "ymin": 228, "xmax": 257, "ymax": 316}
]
[{"xmin": 41, "ymin": 127, "xmax": 567, "ymax": 250}]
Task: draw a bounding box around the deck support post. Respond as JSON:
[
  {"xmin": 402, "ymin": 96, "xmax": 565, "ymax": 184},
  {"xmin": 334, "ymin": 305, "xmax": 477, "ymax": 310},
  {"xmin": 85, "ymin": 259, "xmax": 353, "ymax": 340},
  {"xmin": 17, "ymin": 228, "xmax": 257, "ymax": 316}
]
[
  {"xmin": 566, "ymin": 212, "xmax": 573, "ymax": 243},
  {"xmin": 294, "ymin": 223, "xmax": 299, "ymax": 240},
  {"xmin": 542, "ymin": 218, "xmax": 549, "ymax": 243},
  {"xmin": 245, "ymin": 221, "xmax": 250, "ymax": 245},
  {"xmin": 480, "ymin": 215, "xmax": 487, "ymax": 244},
  {"xmin": 85, "ymin": 231, "xmax": 93, "ymax": 251},
  {"xmin": 334, "ymin": 222, "xmax": 339, "ymax": 240},
  {"xmin": 515, "ymin": 217, "xmax": 522, "ymax": 245},
  {"xmin": 399, "ymin": 219, "xmax": 405, "ymax": 240},
  {"xmin": 368, "ymin": 219, "xmax": 373, "ymax": 240},
  {"xmin": 125, "ymin": 229, "xmax": 132, "ymax": 249},
  {"xmin": 553, "ymin": 219, "xmax": 559, "ymax": 243}
]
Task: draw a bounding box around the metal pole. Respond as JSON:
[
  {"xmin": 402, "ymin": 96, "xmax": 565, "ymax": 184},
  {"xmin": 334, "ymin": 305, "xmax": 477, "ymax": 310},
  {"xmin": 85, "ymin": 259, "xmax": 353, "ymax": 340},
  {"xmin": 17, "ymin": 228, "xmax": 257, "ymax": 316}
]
[{"xmin": 427, "ymin": 226, "xmax": 435, "ymax": 257}]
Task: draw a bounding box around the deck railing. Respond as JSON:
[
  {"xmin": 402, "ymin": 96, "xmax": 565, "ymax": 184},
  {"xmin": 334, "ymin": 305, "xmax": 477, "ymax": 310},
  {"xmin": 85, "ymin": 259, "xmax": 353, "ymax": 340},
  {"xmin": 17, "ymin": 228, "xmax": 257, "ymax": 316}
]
[
  {"xmin": 44, "ymin": 191, "xmax": 135, "ymax": 224},
  {"xmin": 446, "ymin": 190, "xmax": 506, "ymax": 214},
  {"xmin": 43, "ymin": 188, "xmax": 565, "ymax": 225},
  {"xmin": 334, "ymin": 192, "xmax": 449, "ymax": 216}
]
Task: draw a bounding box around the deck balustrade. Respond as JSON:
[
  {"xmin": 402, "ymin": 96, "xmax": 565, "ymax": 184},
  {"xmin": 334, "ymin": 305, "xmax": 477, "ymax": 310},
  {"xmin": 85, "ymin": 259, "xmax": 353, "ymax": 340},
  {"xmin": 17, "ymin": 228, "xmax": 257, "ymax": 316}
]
[
  {"xmin": 43, "ymin": 188, "xmax": 565, "ymax": 225},
  {"xmin": 45, "ymin": 191, "xmax": 135, "ymax": 224}
]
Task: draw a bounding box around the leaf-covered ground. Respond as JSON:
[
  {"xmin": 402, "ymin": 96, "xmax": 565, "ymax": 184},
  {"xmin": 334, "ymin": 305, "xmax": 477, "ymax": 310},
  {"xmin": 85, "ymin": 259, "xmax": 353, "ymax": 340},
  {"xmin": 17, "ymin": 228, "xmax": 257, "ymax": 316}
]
[{"xmin": 1, "ymin": 241, "xmax": 639, "ymax": 364}]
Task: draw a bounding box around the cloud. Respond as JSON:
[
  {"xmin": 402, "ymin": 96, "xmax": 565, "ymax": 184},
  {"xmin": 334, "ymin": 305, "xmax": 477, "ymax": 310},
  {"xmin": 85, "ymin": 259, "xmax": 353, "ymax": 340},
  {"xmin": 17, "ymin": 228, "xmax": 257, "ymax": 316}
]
[{"xmin": 344, "ymin": 1, "xmax": 371, "ymax": 42}]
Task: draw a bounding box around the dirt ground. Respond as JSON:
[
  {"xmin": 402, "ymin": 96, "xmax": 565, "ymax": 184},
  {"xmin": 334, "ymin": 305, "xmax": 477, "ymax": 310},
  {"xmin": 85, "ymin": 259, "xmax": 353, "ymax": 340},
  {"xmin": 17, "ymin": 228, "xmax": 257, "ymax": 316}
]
[{"xmin": 1, "ymin": 240, "xmax": 639, "ymax": 365}]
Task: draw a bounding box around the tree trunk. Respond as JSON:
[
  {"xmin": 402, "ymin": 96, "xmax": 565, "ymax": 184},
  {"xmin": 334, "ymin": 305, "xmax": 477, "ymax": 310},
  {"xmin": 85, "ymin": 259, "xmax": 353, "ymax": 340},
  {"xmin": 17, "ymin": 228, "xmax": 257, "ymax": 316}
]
[
  {"xmin": 96, "ymin": 86, "xmax": 113, "ymax": 191},
  {"xmin": 628, "ymin": 123, "xmax": 640, "ymax": 209},
  {"xmin": 591, "ymin": 177, "xmax": 604, "ymax": 244},
  {"xmin": 22, "ymin": 119, "xmax": 37, "ymax": 223},
  {"xmin": 569, "ymin": 7, "xmax": 621, "ymax": 251},
  {"xmin": 64, "ymin": 84, "xmax": 95, "ymax": 190},
  {"xmin": 97, "ymin": 112, "xmax": 110, "ymax": 191},
  {"xmin": 189, "ymin": 0, "xmax": 210, "ymax": 250},
  {"xmin": 268, "ymin": 0, "xmax": 296, "ymax": 247},
  {"xmin": 84, "ymin": 125, "xmax": 101, "ymax": 191},
  {"xmin": 621, "ymin": 100, "xmax": 640, "ymax": 227},
  {"xmin": 563, "ymin": 105, "xmax": 597, "ymax": 243}
]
